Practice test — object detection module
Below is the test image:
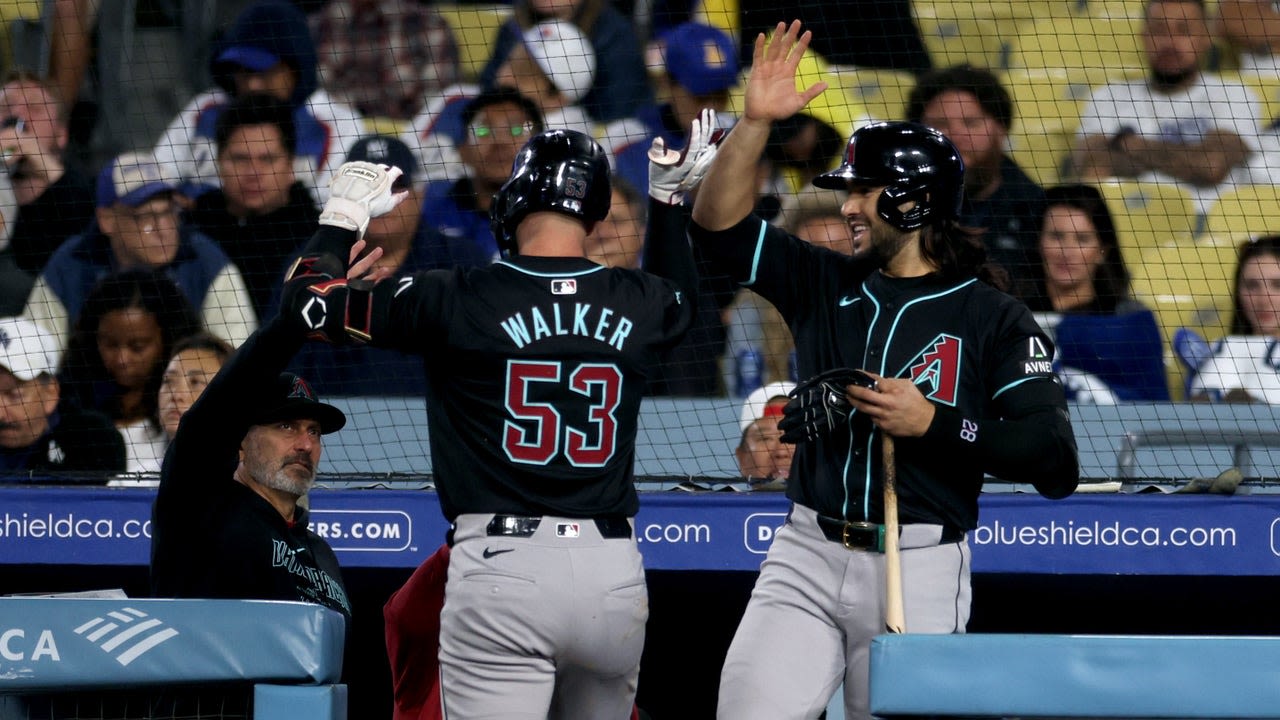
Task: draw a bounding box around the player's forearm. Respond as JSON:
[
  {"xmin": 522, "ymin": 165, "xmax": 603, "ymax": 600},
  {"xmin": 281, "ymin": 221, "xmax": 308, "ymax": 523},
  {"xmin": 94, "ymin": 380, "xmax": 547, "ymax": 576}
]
[
  {"xmin": 691, "ymin": 116, "xmax": 770, "ymax": 231},
  {"xmin": 917, "ymin": 391, "xmax": 1080, "ymax": 499},
  {"xmin": 642, "ymin": 200, "xmax": 698, "ymax": 301}
]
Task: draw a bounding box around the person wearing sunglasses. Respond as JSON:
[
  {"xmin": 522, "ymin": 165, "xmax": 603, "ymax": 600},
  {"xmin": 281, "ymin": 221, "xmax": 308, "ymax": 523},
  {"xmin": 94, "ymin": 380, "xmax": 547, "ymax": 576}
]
[{"xmin": 418, "ymin": 88, "xmax": 546, "ymax": 270}]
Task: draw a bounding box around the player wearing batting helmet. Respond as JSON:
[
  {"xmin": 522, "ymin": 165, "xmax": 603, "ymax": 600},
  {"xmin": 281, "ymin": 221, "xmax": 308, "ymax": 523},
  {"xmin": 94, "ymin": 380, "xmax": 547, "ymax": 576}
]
[
  {"xmin": 690, "ymin": 22, "xmax": 1079, "ymax": 720},
  {"xmin": 281, "ymin": 120, "xmax": 717, "ymax": 717}
]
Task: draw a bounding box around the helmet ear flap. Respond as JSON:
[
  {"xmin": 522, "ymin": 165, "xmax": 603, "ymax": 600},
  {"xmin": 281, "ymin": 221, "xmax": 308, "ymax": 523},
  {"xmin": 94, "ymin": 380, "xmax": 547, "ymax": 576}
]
[
  {"xmin": 878, "ymin": 183, "xmax": 932, "ymax": 231},
  {"xmin": 489, "ymin": 129, "xmax": 611, "ymax": 258}
]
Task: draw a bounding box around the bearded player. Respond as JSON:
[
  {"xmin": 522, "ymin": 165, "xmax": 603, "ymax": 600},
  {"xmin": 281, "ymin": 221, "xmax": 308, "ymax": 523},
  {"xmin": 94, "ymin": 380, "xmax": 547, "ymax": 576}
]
[{"xmin": 690, "ymin": 22, "xmax": 1080, "ymax": 720}]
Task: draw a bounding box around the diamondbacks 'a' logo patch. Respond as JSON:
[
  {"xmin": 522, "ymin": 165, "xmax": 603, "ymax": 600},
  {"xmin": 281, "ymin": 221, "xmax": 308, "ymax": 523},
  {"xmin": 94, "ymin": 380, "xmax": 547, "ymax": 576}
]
[{"xmin": 907, "ymin": 334, "xmax": 962, "ymax": 406}]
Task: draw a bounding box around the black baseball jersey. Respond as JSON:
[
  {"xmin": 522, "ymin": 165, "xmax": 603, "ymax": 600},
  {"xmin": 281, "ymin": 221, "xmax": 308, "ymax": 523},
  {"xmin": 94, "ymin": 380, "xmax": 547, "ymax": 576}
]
[
  {"xmin": 691, "ymin": 215, "xmax": 1078, "ymax": 530},
  {"xmin": 369, "ymin": 255, "xmax": 693, "ymax": 521}
]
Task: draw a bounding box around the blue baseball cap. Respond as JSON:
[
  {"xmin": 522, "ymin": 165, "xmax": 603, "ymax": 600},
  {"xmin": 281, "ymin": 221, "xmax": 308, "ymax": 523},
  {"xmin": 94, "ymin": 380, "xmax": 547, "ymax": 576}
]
[
  {"xmin": 95, "ymin": 152, "xmax": 176, "ymax": 208},
  {"xmin": 663, "ymin": 22, "xmax": 739, "ymax": 96},
  {"xmin": 215, "ymin": 45, "xmax": 282, "ymax": 73}
]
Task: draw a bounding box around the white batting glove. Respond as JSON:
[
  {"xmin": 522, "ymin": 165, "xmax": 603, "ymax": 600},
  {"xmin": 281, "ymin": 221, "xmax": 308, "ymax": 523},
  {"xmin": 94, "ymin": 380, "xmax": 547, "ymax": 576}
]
[
  {"xmin": 647, "ymin": 108, "xmax": 725, "ymax": 205},
  {"xmin": 319, "ymin": 161, "xmax": 407, "ymax": 235}
]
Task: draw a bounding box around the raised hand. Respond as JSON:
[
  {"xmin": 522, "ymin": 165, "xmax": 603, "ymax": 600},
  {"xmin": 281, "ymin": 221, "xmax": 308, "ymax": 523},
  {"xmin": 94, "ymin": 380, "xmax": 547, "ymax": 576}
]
[
  {"xmin": 320, "ymin": 161, "xmax": 409, "ymax": 235},
  {"xmin": 743, "ymin": 20, "xmax": 828, "ymax": 126},
  {"xmin": 647, "ymin": 107, "xmax": 725, "ymax": 205}
]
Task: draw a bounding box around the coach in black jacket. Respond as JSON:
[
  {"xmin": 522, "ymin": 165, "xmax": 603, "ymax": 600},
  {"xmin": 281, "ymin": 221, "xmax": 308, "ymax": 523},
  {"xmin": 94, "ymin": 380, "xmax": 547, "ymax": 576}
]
[{"xmin": 149, "ymin": 318, "xmax": 351, "ymax": 620}]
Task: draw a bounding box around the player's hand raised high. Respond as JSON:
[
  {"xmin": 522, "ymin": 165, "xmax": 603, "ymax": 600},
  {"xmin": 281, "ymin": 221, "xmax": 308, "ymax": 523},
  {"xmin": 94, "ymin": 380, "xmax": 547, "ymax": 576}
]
[
  {"xmin": 648, "ymin": 108, "xmax": 725, "ymax": 205},
  {"xmin": 319, "ymin": 161, "xmax": 409, "ymax": 235}
]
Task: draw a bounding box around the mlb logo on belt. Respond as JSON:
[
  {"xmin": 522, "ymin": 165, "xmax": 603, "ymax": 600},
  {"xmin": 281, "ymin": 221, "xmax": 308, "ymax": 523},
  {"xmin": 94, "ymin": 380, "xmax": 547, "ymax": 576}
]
[{"xmin": 556, "ymin": 522, "xmax": 581, "ymax": 538}]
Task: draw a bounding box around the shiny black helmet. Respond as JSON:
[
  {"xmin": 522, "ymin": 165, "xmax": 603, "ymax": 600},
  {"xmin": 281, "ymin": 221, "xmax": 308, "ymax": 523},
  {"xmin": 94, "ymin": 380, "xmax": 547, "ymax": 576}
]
[
  {"xmin": 812, "ymin": 121, "xmax": 964, "ymax": 231},
  {"xmin": 489, "ymin": 129, "xmax": 612, "ymax": 256}
]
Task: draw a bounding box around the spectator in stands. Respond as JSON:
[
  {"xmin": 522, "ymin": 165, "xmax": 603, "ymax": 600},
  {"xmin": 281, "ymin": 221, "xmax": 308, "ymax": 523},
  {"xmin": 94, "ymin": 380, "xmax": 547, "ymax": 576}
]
[
  {"xmin": 600, "ymin": 21, "xmax": 739, "ymax": 195},
  {"xmin": 478, "ymin": 0, "xmax": 652, "ymax": 123},
  {"xmin": 0, "ymin": 72, "xmax": 95, "ymax": 277},
  {"xmin": 0, "ymin": 170, "xmax": 30, "ymax": 316},
  {"xmin": 59, "ymin": 269, "xmax": 202, "ymax": 474},
  {"xmin": 21, "ymin": 151, "xmax": 256, "ymax": 352},
  {"xmin": 734, "ymin": 381, "xmax": 796, "ymax": 488},
  {"xmin": 403, "ymin": 22, "xmax": 589, "ymax": 185},
  {"xmin": 1189, "ymin": 234, "xmax": 1280, "ymax": 402},
  {"xmin": 1214, "ymin": 0, "xmax": 1280, "ymax": 75},
  {"xmin": 491, "ymin": 19, "xmax": 596, "ymax": 137},
  {"xmin": 1021, "ymin": 184, "xmax": 1168, "ymax": 402},
  {"xmin": 156, "ymin": 331, "xmax": 234, "ymax": 440},
  {"xmin": 907, "ymin": 64, "xmax": 1046, "ymax": 287},
  {"xmin": 151, "ymin": 310, "xmax": 354, "ymax": 621},
  {"xmin": 1068, "ymin": 0, "xmax": 1260, "ymax": 214},
  {"xmin": 309, "ymin": 0, "xmax": 461, "ymax": 122},
  {"xmin": 0, "ymin": 316, "xmax": 125, "ymax": 478},
  {"xmin": 152, "ymin": 0, "xmax": 364, "ymax": 203},
  {"xmin": 185, "ymin": 94, "xmax": 319, "ymax": 323},
  {"xmin": 585, "ymin": 178, "xmax": 646, "ymax": 269},
  {"xmin": 418, "ymin": 89, "xmax": 545, "ymax": 267},
  {"xmin": 286, "ymin": 134, "xmax": 430, "ymax": 396}
]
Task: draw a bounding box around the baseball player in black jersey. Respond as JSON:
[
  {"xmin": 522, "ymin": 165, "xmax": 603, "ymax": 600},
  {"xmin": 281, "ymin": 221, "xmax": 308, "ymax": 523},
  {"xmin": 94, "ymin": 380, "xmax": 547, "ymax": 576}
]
[
  {"xmin": 690, "ymin": 23, "xmax": 1080, "ymax": 720},
  {"xmin": 150, "ymin": 319, "xmax": 353, "ymax": 620},
  {"xmin": 282, "ymin": 124, "xmax": 710, "ymax": 718}
]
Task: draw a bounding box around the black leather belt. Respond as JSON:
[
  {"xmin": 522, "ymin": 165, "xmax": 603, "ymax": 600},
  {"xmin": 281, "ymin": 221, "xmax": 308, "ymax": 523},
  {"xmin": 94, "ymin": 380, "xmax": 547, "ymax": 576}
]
[
  {"xmin": 486, "ymin": 514, "xmax": 632, "ymax": 539},
  {"xmin": 815, "ymin": 514, "xmax": 962, "ymax": 552}
]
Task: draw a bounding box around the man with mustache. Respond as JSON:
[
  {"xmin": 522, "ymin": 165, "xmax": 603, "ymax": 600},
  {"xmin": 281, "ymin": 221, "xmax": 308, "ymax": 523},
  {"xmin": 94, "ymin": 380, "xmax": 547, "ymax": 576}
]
[{"xmin": 149, "ymin": 307, "xmax": 353, "ymax": 620}]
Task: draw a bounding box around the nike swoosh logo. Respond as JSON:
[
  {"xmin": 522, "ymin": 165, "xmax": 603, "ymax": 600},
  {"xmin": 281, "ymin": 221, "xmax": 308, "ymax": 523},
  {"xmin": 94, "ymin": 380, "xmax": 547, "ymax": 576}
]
[
  {"xmin": 839, "ymin": 296, "xmax": 860, "ymax": 307},
  {"xmin": 483, "ymin": 547, "xmax": 515, "ymax": 559}
]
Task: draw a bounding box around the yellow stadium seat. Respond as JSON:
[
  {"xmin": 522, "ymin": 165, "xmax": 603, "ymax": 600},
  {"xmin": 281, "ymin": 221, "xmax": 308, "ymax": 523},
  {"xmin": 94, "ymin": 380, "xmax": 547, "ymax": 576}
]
[
  {"xmin": 1202, "ymin": 183, "xmax": 1280, "ymax": 240},
  {"xmin": 829, "ymin": 66, "xmax": 915, "ymax": 122},
  {"xmin": 1129, "ymin": 237, "xmax": 1239, "ymax": 398},
  {"xmin": 693, "ymin": 0, "xmax": 738, "ymax": 47},
  {"xmin": 435, "ymin": 3, "xmax": 513, "ymax": 82},
  {"xmin": 1008, "ymin": 15, "xmax": 1145, "ymax": 73},
  {"xmin": 913, "ymin": 13, "xmax": 1011, "ymax": 71},
  {"xmin": 1002, "ymin": 66, "xmax": 1113, "ymax": 129},
  {"xmin": 1008, "ymin": 122, "xmax": 1075, "ymax": 186},
  {"xmin": 1095, "ymin": 179, "xmax": 1198, "ymax": 255}
]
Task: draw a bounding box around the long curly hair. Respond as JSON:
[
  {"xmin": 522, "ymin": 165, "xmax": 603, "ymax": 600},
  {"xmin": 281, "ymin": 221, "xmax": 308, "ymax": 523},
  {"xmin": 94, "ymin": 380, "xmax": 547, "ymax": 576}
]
[{"xmin": 59, "ymin": 269, "xmax": 203, "ymax": 425}]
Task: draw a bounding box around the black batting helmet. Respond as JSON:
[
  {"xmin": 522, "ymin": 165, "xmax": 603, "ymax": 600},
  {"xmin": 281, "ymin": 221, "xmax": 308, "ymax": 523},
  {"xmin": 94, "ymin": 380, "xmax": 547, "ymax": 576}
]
[
  {"xmin": 813, "ymin": 121, "xmax": 964, "ymax": 232},
  {"xmin": 490, "ymin": 129, "xmax": 611, "ymax": 256}
]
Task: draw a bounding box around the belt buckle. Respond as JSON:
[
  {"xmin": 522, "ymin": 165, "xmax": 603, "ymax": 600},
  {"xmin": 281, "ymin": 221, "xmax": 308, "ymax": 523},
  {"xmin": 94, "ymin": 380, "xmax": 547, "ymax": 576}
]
[{"xmin": 841, "ymin": 521, "xmax": 883, "ymax": 552}]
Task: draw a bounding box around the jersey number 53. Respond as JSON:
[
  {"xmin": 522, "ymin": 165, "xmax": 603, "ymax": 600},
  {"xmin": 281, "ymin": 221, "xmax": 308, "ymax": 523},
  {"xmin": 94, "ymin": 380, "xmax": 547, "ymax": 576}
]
[{"xmin": 503, "ymin": 360, "xmax": 622, "ymax": 467}]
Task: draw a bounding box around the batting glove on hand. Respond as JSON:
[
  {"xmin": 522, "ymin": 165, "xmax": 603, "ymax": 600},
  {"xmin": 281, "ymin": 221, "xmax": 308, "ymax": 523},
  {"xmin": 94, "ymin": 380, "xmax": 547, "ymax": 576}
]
[
  {"xmin": 778, "ymin": 368, "xmax": 874, "ymax": 444},
  {"xmin": 647, "ymin": 107, "xmax": 725, "ymax": 205},
  {"xmin": 320, "ymin": 161, "xmax": 408, "ymax": 235}
]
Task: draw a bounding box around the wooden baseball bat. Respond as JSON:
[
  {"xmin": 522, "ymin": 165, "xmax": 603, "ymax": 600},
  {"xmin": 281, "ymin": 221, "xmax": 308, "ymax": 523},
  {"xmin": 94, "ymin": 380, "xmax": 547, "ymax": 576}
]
[{"xmin": 883, "ymin": 433, "xmax": 905, "ymax": 634}]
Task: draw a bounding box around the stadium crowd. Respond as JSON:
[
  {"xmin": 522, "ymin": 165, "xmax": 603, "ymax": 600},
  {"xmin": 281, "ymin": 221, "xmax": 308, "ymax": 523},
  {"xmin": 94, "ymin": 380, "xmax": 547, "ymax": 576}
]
[{"xmin": 0, "ymin": 0, "xmax": 1276, "ymax": 716}]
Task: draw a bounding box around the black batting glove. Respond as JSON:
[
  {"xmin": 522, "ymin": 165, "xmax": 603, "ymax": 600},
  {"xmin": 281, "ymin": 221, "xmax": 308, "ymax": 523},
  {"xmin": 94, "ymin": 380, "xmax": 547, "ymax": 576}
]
[{"xmin": 778, "ymin": 368, "xmax": 875, "ymax": 444}]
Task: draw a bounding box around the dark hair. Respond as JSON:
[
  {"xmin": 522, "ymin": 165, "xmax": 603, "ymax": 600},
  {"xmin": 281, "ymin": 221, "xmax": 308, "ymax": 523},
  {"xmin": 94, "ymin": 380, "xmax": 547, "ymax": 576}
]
[
  {"xmin": 514, "ymin": 0, "xmax": 604, "ymax": 35},
  {"xmin": 149, "ymin": 331, "xmax": 235, "ymax": 430},
  {"xmin": 214, "ymin": 92, "xmax": 297, "ymax": 157},
  {"xmin": 922, "ymin": 222, "xmax": 1010, "ymax": 291},
  {"xmin": 460, "ymin": 87, "xmax": 546, "ymax": 135},
  {"xmin": 1231, "ymin": 234, "xmax": 1280, "ymax": 334},
  {"xmin": 906, "ymin": 64, "xmax": 1014, "ymax": 132},
  {"xmin": 1040, "ymin": 184, "xmax": 1132, "ymax": 310},
  {"xmin": 59, "ymin": 269, "xmax": 203, "ymax": 425}
]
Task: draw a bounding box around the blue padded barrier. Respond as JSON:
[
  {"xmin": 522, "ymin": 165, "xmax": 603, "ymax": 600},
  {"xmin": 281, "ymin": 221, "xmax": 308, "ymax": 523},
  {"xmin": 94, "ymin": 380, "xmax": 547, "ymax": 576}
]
[
  {"xmin": 870, "ymin": 633, "xmax": 1280, "ymax": 717},
  {"xmin": 255, "ymin": 684, "xmax": 348, "ymax": 720},
  {"xmin": 0, "ymin": 598, "xmax": 345, "ymax": 693}
]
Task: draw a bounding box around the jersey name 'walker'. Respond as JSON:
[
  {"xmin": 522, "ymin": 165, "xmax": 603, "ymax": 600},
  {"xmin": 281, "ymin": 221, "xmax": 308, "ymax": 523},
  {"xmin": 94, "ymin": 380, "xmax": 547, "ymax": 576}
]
[{"xmin": 379, "ymin": 255, "xmax": 692, "ymax": 521}]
